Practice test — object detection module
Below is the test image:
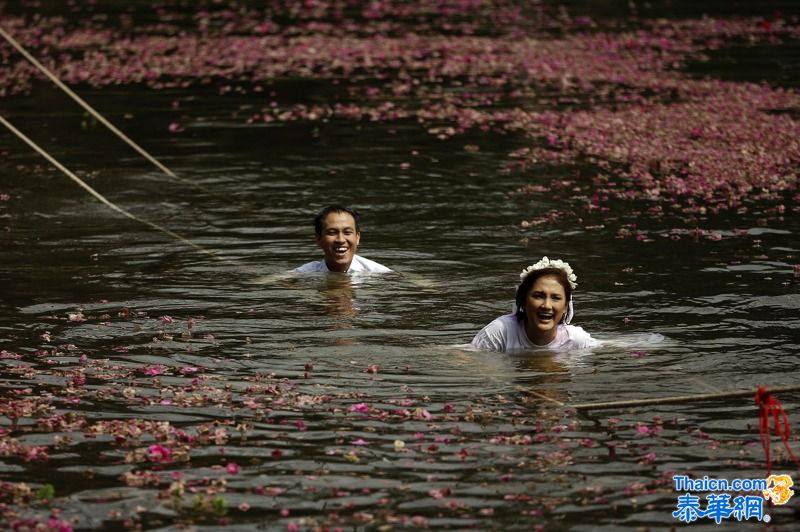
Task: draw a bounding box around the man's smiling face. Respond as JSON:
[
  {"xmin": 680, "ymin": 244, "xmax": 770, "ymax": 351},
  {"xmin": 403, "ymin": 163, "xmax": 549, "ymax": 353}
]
[{"xmin": 316, "ymin": 211, "xmax": 361, "ymax": 272}]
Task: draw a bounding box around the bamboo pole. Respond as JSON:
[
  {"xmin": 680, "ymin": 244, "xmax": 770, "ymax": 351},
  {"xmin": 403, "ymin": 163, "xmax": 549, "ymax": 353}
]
[
  {"xmin": 571, "ymin": 384, "xmax": 800, "ymax": 412},
  {"xmin": 0, "ymin": 114, "xmax": 241, "ymax": 268},
  {"xmin": 0, "ymin": 25, "xmax": 178, "ymax": 179}
]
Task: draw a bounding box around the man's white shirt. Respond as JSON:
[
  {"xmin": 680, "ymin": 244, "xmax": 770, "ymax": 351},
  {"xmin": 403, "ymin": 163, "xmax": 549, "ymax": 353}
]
[{"xmin": 293, "ymin": 255, "xmax": 392, "ymax": 274}]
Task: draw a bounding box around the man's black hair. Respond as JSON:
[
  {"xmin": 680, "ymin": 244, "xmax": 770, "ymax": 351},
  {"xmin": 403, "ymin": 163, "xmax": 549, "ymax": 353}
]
[{"xmin": 314, "ymin": 205, "xmax": 361, "ymax": 236}]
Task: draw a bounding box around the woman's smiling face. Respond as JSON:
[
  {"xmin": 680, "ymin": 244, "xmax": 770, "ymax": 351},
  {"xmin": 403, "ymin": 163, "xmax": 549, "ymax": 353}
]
[{"xmin": 524, "ymin": 274, "xmax": 567, "ymax": 345}]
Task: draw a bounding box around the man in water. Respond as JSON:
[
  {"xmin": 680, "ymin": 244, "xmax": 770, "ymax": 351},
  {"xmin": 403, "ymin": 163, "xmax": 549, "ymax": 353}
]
[{"xmin": 294, "ymin": 205, "xmax": 392, "ymax": 273}]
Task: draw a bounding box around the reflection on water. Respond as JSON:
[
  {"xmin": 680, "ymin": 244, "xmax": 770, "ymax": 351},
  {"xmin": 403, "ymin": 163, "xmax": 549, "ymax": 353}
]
[
  {"xmin": 323, "ymin": 274, "xmax": 357, "ymax": 321},
  {"xmin": 322, "ymin": 274, "xmax": 359, "ymax": 348},
  {"xmin": 511, "ymin": 351, "xmax": 573, "ymax": 406},
  {"xmin": 1, "ymin": 80, "xmax": 799, "ymax": 532}
]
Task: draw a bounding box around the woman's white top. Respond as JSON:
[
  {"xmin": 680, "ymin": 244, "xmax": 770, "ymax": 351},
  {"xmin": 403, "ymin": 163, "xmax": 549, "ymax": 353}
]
[{"xmin": 471, "ymin": 314, "xmax": 597, "ymax": 352}]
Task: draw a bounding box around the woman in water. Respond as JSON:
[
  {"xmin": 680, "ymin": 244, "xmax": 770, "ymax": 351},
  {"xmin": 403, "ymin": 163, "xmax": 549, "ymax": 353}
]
[{"xmin": 471, "ymin": 257, "xmax": 597, "ymax": 351}]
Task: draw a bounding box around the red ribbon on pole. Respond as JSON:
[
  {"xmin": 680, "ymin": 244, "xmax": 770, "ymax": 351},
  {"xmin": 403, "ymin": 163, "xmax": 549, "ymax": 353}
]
[{"xmin": 755, "ymin": 386, "xmax": 800, "ymax": 475}]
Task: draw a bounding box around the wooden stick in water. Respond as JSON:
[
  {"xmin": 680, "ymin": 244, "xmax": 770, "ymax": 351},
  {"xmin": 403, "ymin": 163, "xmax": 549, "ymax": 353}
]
[
  {"xmin": 0, "ymin": 25, "xmax": 178, "ymax": 179},
  {"xmin": 0, "ymin": 114, "xmax": 244, "ymax": 269},
  {"xmin": 571, "ymin": 384, "xmax": 800, "ymax": 412},
  {"xmin": 523, "ymin": 389, "xmax": 566, "ymax": 407}
]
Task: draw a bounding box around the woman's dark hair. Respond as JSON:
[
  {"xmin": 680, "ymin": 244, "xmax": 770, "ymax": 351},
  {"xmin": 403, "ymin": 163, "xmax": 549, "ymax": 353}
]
[
  {"xmin": 514, "ymin": 267, "xmax": 573, "ymax": 323},
  {"xmin": 314, "ymin": 205, "xmax": 360, "ymax": 236}
]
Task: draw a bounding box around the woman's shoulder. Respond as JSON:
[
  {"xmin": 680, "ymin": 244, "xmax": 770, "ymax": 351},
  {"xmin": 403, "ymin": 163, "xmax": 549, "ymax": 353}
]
[
  {"xmin": 476, "ymin": 313, "xmax": 518, "ymax": 335},
  {"xmin": 471, "ymin": 314, "xmax": 518, "ymax": 351},
  {"xmin": 564, "ymin": 323, "xmax": 589, "ymax": 334},
  {"xmin": 561, "ymin": 324, "xmax": 599, "ymax": 347},
  {"xmin": 488, "ymin": 313, "xmax": 519, "ymax": 329}
]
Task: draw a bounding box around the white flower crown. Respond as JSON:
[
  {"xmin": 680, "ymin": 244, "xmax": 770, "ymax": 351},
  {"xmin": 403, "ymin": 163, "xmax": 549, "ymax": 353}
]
[{"xmin": 519, "ymin": 256, "xmax": 578, "ymax": 289}]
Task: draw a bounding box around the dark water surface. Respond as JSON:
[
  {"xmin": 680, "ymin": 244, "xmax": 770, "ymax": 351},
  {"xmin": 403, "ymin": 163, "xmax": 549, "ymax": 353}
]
[{"xmin": 1, "ymin": 13, "xmax": 800, "ymax": 532}]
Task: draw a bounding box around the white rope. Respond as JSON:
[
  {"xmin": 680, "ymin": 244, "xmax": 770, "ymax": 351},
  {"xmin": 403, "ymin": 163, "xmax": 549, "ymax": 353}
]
[
  {"xmin": 0, "ymin": 25, "xmax": 178, "ymax": 179},
  {"xmin": 0, "ymin": 114, "xmax": 232, "ymax": 264}
]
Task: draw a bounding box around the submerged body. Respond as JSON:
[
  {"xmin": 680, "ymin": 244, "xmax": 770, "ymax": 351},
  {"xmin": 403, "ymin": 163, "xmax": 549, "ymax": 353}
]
[
  {"xmin": 471, "ymin": 314, "xmax": 597, "ymax": 352},
  {"xmin": 294, "ymin": 254, "xmax": 392, "ymax": 274},
  {"xmin": 472, "ymin": 257, "xmax": 597, "ymax": 352}
]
